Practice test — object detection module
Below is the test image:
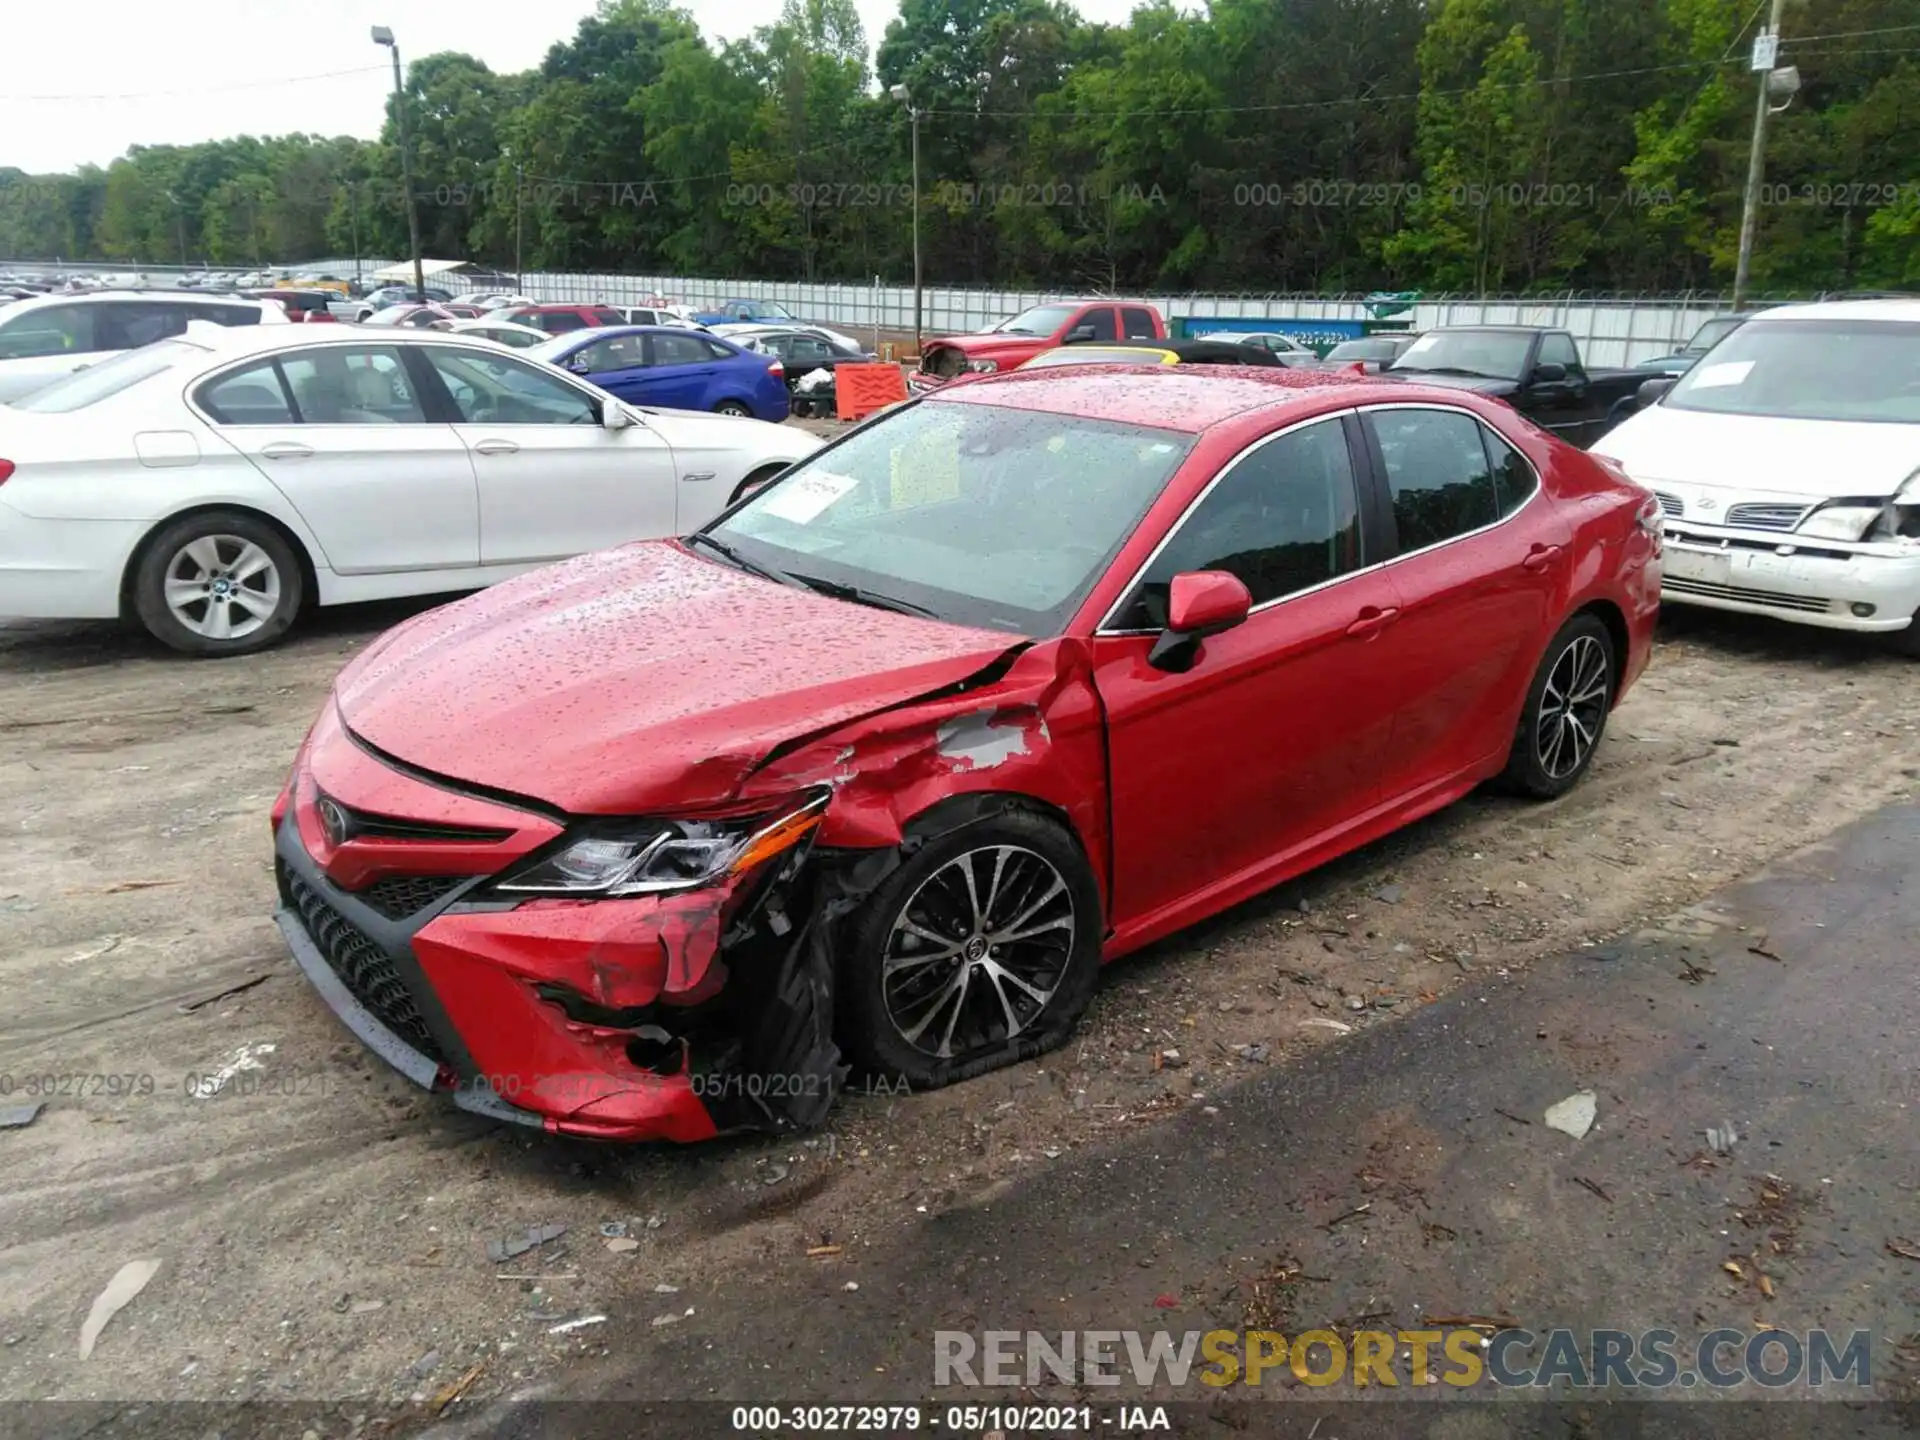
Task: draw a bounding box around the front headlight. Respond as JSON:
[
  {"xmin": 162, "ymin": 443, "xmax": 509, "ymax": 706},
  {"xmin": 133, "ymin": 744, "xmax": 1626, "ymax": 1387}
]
[
  {"xmin": 1795, "ymin": 504, "xmax": 1882, "ymax": 542},
  {"xmin": 493, "ymin": 791, "xmax": 829, "ymax": 897},
  {"xmin": 966, "ymin": 358, "xmax": 999, "ymax": 373}
]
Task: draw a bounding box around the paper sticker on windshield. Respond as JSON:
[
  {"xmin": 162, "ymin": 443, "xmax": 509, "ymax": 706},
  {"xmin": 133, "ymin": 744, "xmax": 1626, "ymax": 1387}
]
[
  {"xmin": 761, "ymin": 470, "xmax": 857, "ymax": 524},
  {"xmin": 1690, "ymin": 360, "xmax": 1754, "ymax": 389}
]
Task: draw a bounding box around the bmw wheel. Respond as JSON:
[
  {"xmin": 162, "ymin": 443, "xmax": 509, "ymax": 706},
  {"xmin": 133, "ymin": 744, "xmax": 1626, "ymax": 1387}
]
[
  {"xmin": 839, "ymin": 808, "xmax": 1102, "ymax": 1088},
  {"xmin": 1501, "ymin": 613, "xmax": 1616, "ymax": 798},
  {"xmin": 132, "ymin": 510, "xmax": 305, "ymax": 657}
]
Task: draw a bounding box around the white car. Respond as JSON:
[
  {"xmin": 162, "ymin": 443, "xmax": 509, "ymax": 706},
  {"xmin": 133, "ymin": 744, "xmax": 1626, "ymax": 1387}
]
[
  {"xmin": 1594, "ymin": 299, "xmax": 1920, "ymax": 656},
  {"xmin": 709, "ymin": 318, "xmax": 860, "ymax": 352},
  {"xmin": 0, "ymin": 325, "xmax": 820, "ymax": 656},
  {"xmin": 0, "ymin": 291, "xmax": 287, "ymax": 404},
  {"xmin": 441, "ymin": 318, "xmax": 551, "ymax": 349}
]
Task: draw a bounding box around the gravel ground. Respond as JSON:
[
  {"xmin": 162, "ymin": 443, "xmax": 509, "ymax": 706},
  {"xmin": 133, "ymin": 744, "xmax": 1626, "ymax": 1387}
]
[{"xmin": 1, "ymin": 596, "xmax": 1916, "ymax": 1412}]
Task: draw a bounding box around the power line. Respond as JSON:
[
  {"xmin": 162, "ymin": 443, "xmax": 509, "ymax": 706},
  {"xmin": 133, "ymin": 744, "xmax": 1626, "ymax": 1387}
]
[
  {"xmin": 919, "ymin": 58, "xmax": 1742, "ymax": 119},
  {"xmin": 7, "ymin": 66, "xmax": 389, "ymax": 103},
  {"xmin": 1790, "ymin": 23, "xmax": 1920, "ymax": 43}
]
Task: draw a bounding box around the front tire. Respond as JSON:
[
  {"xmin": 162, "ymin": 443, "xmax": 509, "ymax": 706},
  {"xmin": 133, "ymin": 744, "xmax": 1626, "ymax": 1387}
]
[
  {"xmin": 132, "ymin": 511, "xmax": 304, "ymax": 657},
  {"xmin": 1500, "ymin": 613, "xmax": 1616, "ymax": 798},
  {"xmin": 837, "ymin": 807, "xmax": 1102, "ymax": 1088},
  {"xmin": 1892, "ymin": 612, "xmax": 1920, "ymax": 660}
]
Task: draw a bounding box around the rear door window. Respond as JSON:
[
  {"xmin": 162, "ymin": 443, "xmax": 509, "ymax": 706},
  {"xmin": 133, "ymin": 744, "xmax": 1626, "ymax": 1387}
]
[
  {"xmin": 1368, "ymin": 407, "xmax": 1501, "ymax": 552},
  {"xmin": 649, "ymin": 332, "xmax": 717, "ymax": 367},
  {"xmin": 538, "ymin": 312, "xmax": 584, "ymax": 334},
  {"xmin": 276, "ymin": 346, "xmax": 427, "ymax": 424},
  {"xmin": 1080, "ymin": 308, "xmax": 1118, "ymax": 342},
  {"xmin": 1121, "ymin": 307, "xmax": 1157, "ymax": 339}
]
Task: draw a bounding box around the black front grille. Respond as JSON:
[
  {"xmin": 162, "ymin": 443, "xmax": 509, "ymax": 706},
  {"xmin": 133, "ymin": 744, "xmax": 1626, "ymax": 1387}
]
[
  {"xmin": 355, "ymin": 874, "xmax": 470, "ymax": 921},
  {"xmin": 285, "ymin": 871, "xmax": 445, "ymax": 1063}
]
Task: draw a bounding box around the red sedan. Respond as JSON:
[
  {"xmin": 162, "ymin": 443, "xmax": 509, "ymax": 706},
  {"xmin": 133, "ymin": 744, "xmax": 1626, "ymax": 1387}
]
[{"xmin": 271, "ymin": 366, "xmax": 1662, "ymax": 1142}]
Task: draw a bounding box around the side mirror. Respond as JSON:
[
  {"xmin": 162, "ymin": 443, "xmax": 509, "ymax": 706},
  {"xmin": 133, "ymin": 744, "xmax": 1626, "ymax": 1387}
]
[
  {"xmin": 1148, "ymin": 570, "xmax": 1252, "ymax": 673},
  {"xmin": 1066, "ymin": 325, "xmax": 1096, "ymax": 342},
  {"xmin": 601, "ymin": 400, "xmax": 632, "ymax": 431},
  {"xmin": 1531, "ymin": 361, "xmax": 1569, "ymax": 384},
  {"xmin": 1636, "ymin": 376, "xmax": 1676, "ymax": 408},
  {"xmin": 567, "ymin": 355, "xmax": 591, "ymax": 373}
]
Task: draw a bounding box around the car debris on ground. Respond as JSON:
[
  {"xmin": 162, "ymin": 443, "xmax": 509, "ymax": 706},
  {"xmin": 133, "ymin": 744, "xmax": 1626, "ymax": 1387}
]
[
  {"xmin": 1543, "ymin": 1091, "xmax": 1597, "ymax": 1138},
  {"xmin": 78, "ymin": 1260, "xmax": 160, "ymax": 1359}
]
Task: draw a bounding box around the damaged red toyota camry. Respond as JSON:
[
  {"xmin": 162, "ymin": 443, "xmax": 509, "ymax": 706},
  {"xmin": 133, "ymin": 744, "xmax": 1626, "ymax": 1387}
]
[{"xmin": 271, "ymin": 365, "xmax": 1662, "ymax": 1143}]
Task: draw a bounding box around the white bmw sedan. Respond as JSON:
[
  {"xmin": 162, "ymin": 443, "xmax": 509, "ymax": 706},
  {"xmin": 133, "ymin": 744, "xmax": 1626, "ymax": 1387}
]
[{"xmin": 0, "ymin": 324, "xmax": 820, "ymax": 655}]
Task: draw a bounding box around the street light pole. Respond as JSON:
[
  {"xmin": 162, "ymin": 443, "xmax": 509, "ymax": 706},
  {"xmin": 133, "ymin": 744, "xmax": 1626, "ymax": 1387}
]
[
  {"xmin": 889, "ymin": 85, "xmax": 922, "ymax": 352},
  {"xmin": 372, "ymin": 25, "xmax": 426, "ymax": 303},
  {"xmin": 1732, "ymin": 0, "xmax": 1788, "ymax": 310}
]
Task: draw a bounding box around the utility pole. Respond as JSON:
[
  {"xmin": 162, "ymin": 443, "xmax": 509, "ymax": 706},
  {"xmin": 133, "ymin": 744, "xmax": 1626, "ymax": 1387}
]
[
  {"xmin": 372, "ymin": 25, "xmax": 427, "ymax": 303},
  {"xmin": 349, "ymin": 181, "xmax": 362, "ymax": 287},
  {"xmin": 889, "ymin": 85, "xmax": 922, "ymax": 352},
  {"xmin": 1732, "ymin": 0, "xmax": 1788, "ymax": 310},
  {"xmin": 514, "ymin": 163, "xmax": 525, "ymax": 292}
]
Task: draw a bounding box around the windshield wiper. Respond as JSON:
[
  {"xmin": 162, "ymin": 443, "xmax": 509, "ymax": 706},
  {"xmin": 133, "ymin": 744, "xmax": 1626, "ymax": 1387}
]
[
  {"xmin": 683, "ymin": 531, "xmax": 796, "ymax": 587},
  {"xmin": 1399, "ymin": 365, "xmax": 1501, "ymax": 379},
  {"xmin": 787, "ymin": 573, "xmax": 939, "ymax": 619}
]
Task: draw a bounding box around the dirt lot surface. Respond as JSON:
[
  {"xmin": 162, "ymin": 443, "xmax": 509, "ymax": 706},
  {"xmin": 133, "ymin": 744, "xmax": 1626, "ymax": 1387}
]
[{"xmin": 2, "ymin": 599, "xmax": 1917, "ymax": 1414}]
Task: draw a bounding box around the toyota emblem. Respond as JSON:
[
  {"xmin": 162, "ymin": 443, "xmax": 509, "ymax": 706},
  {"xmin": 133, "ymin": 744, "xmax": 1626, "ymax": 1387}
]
[{"xmin": 318, "ymin": 796, "xmax": 350, "ymax": 846}]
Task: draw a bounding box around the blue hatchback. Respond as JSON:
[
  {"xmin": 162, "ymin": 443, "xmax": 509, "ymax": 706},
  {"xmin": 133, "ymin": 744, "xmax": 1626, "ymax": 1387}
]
[{"xmin": 529, "ymin": 325, "xmax": 789, "ymax": 422}]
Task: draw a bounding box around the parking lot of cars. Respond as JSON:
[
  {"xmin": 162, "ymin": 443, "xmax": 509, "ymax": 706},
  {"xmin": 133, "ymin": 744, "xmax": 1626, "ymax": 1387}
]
[{"xmin": 4, "ymin": 271, "xmax": 1920, "ymax": 1408}]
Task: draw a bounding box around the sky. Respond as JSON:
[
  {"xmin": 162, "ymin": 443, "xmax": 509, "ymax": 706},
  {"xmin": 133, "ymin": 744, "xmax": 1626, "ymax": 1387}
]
[{"xmin": 1, "ymin": 0, "xmax": 1148, "ymax": 175}]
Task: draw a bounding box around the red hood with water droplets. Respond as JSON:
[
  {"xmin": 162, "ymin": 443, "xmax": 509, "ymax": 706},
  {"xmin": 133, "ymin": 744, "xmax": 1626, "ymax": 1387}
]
[{"xmin": 334, "ymin": 541, "xmax": 1023, "ymax": 815}]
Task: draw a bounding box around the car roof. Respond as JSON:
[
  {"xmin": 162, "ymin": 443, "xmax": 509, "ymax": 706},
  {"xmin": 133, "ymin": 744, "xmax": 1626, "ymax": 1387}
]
[
  {"xmin": 1734, "ymin": 299, "xmax": 1920, "ymax": 323},
  {"xmin": 547, "ymin": 324, "xmax": 726, "ymax": 344},
  {"xmin": 935, "ymin": 365, "xmax": 1413, "ymax": 433},
  {"xmin": 172, "ymin": 324, "xmax": 518, "ymax": 363}
]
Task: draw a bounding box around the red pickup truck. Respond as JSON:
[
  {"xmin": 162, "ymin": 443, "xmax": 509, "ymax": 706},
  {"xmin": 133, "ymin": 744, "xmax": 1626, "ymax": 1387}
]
[{"xmin": 913, "ymin": 299, "xmax": 1169, "ymax": 388}]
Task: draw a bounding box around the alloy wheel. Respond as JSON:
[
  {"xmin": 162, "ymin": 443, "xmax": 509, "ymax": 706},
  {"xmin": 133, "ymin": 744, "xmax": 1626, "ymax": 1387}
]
[
  {"xmin": 881, "ymin": 844, "xmax": 1077, "ymax": 1060},
  {"xmin": 1535, "ymin": 633, "xmax": 1610, "ymax": 780},
  {"xmin": 163, "ymin": 534, "xmax": 283, "ymax": 642}
]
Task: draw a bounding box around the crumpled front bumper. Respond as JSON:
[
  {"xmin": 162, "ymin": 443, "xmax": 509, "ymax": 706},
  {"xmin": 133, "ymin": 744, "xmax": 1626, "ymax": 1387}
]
[
  {"xmin": 271, "ymin": 718, "xmax": 845, "ymax": 1145},
  {"xmin": 274, "ymin": 815, "xmax": 733, "ymax": 1142}
]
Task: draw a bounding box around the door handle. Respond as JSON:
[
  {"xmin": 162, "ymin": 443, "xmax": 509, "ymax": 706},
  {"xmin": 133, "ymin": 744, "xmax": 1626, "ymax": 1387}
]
[
  {"xmin": 473, "ymin": 439, "xmax": 519, "ymax": 455},
  {"xmin": 1346, "ymin": 606, "xmax": 1400, "ymax": 640},
  {"xmin": 1522, "ymin": 544, "xmax": 1564, "ymax": 572},
  {"xmin": 260, "ymin": 441, "xmax": 314, "ymax": 460}
]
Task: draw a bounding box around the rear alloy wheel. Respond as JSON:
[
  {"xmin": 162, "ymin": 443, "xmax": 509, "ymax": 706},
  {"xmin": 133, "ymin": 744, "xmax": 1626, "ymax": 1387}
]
[
  {"xmin": 133, "ymin": 511, "xmax": 304, "ymax": 657},
  {"xmin": 713, "ymin": 399, "xmax": 753, "ymax": 418},
  {"xmin": 1501, "ymin": 613, "xmax": 1616, "ymax": 798},
  {"xmin": 839, "ymin": 808, "xmax": 1101, "ymax": 1088}
]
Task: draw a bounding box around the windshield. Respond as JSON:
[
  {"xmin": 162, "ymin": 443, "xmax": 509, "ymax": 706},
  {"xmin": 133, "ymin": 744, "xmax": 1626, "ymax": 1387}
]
[
  {"xmin": 707, "ymin": 399, "xmax": 1193, "ymax": 633},
  {"xmin": 1684, "ymin": 317, "xmax": 1744, "ymax": 354},
  {"xmin": 11, "ymin": 339, "xmax": 205, "ymax": 412},
  {"xmin": 1665, "ymin": 319, "xmax": 1920, "ymax": 424},
  {"xmin": 1389, "ymin": 330, "xmax": 1531, "ymax": 380},
  {"xmin": 989, "ymin": 304, "xmax": 1078, "ymax": 337}
]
